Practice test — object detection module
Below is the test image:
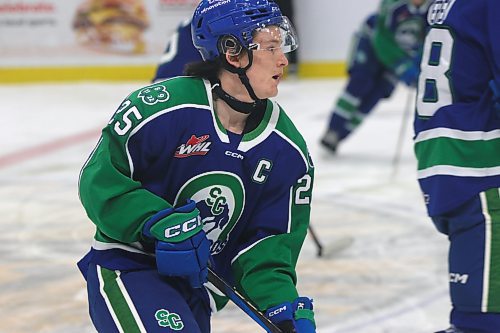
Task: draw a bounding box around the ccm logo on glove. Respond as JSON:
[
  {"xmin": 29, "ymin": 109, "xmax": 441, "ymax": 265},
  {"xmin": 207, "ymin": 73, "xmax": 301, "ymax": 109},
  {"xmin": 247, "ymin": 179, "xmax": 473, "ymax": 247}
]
[
  {"xmin": 268, "ymin": 305, "xmax": 288, "ymax": 317},
  {"xmin": 164, "ymin": 216, "xmax": 202, "ymax": 239}
]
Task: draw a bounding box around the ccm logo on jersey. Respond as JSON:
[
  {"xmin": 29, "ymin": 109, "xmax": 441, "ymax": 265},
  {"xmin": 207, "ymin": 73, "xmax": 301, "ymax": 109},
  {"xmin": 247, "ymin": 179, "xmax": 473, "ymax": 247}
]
[
  {"xmin": 225, "ymin": 151, "xmax": 244, "ymax": 160},
  {"xmin": 164, "ymin": 216, "xmax": 202, "ymax": 238},
  {"xmin": 175, "ymin": 134, "xmax": 211, "ymax": 158},
  {"xmin": 450, "ymin": 273, "xmax": 469, "ymax": 284}
]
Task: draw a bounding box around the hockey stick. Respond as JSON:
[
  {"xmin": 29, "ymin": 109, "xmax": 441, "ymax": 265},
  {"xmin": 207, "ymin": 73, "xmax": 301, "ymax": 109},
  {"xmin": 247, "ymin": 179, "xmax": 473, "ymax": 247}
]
[
  {"xmin": 207, "ymin": 267, "xmax": 283, "ymax": 333},
  {"xmin": 308, "ymin": 225, "xmax": 324, "ymax": 257},
  {"xmin": 308, "ymin": 225, "xmax": 354, "ymax": 259},
  {"xmin": 391, "ymin": 88, "xmax": 415, "ymax": 178}
]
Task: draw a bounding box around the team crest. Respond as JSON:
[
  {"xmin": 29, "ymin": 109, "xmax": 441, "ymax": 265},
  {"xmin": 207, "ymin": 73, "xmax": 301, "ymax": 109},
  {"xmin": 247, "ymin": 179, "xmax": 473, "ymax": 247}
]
[
  {"xmin": 395, "ymin": 19, "xmax": 425, "ymax": 53},
  {"xmin": 175, "ymin": 172, "xmax": 245, "ymax": 254},
  {"xmin": 138, "ymin": 85, "xmax": 170, "ymax": 105}
]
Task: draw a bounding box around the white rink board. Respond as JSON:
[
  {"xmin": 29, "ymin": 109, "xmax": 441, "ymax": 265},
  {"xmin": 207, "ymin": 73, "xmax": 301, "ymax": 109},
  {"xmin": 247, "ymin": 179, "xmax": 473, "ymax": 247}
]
[{"xmin": 0, "ymin": 79, "xmax": 450, "ymax": 332}]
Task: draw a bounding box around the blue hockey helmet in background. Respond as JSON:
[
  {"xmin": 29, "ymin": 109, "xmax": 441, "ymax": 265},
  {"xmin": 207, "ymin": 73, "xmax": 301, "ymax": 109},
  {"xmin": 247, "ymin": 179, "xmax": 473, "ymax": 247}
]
[{"xmin": 191, "ymin": 0, "xmax": 298, "ymax": 61}]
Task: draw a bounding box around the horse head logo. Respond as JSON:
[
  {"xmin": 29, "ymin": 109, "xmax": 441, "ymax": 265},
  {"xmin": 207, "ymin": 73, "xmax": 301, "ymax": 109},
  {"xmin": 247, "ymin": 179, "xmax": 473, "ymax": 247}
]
[{"xmin": 175, "ymin": 172, "xmax": 245, "ymax": 254}]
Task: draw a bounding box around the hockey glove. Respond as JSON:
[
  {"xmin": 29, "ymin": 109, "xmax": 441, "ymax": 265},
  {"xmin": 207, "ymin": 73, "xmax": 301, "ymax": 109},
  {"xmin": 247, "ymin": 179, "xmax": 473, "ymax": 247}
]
[
  {"xmin": 394, "ymin": 58, "xmax": 420, "ymax": 87},
  {"xmin": 489, "ymin": 79, "xmax": 500, "ymax": 115},
  {"xmin": 265, "ymin": 297, "xmax": 316, "ymax": 333},
  {"xmin": 142, "ymin": 199, "xmax": 210, "ymax": 288}
]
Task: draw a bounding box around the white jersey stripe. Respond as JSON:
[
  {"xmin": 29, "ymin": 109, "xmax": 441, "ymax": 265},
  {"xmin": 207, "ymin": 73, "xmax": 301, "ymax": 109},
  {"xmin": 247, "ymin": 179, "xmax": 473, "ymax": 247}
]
[
  {"xmin": 480, "ymin": 192, "xmax": 492, "ymax": 312},
  {"xmin": 97, "ymin": 265, "xmax": 125, "ymax": 333},
  {"xmin": 415, "ymin": 128, "xmax": 500, "ymax": 143},
  {"xmin": 418, "ymin": 165, "xmax": 500, "ymax": 179}
]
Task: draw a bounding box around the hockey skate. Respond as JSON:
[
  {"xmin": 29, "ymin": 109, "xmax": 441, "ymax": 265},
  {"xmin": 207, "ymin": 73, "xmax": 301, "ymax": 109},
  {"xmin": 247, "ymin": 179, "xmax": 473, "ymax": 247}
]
[
  {"xmin": 434, "ymin": 325, "xmax": 464, "ymax": 333},
  {"xmin": 320, "ymin": 129, "xmax": 339, "ymax": 153}
]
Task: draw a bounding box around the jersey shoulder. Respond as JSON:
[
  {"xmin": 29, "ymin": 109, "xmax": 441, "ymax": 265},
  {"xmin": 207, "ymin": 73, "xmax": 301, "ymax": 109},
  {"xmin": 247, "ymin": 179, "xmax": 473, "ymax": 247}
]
[
  {"xmin": 107, "ymin": 77, "xmax": 211, "ymax": 138},
  {"xmin": 275, "ymin": 104, "xmax": 312, "ymax": 170},
  {"xmin": 127, "ymin": 77, "xmax": 211, "ymax": 117},
  {"xmin": 275, "ymin": 105, "xmax": 306, "ymax": 146}
]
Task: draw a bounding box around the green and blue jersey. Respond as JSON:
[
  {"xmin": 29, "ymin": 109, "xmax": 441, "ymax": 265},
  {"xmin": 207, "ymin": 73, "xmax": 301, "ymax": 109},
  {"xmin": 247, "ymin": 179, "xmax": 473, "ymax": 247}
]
[
  {"xmin": 78, "ymin": 76, "xmax": 314, "ymax": 311},
  {"xmin": 414, "ymin": 0, "xmax": 500, "ymax": 216},
  {"xmin": 373, "ymin": 0, "xmax": 431, "ymax": 69}
]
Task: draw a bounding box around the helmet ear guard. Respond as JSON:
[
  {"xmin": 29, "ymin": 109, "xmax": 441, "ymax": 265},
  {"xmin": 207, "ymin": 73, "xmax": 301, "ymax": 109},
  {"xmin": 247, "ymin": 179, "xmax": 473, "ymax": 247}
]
[
  {"xmin": 218, "ymin": 35, "xmax": 243, "ymax": 58},
  {"xmin": 217, "ymin": 35, "xmax": 253, "ymax": 73}
]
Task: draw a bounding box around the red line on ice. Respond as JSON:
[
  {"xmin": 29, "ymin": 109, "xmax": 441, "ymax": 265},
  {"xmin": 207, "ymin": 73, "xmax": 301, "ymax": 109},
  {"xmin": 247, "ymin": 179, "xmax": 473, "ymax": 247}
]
[{"xmin": 0, "ymin": 128, "xmax": 101, "ymax": 169}]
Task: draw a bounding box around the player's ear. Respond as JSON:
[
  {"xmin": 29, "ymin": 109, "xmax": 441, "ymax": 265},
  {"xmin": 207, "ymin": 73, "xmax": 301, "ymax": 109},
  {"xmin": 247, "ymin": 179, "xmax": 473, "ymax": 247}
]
[{"xmin": 225, "ymin": 52, "xmax": 247, "ymax": 69}]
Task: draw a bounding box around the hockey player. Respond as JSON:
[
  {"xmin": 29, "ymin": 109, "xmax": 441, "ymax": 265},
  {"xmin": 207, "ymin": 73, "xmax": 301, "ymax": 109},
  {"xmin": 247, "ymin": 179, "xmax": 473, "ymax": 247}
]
[
  {"xmin": 77, "ymin": 0, "xmax": 316, "ymax": 332},
  {"xmin": 414, "ymin": 0, "xmax": 500, "ymax": 332},
  {"xmin": 152, "ymin": 17, "xmax": 202, "ymax": 82},
  {"xmin": 320, "ymin": 0, "xmax": 431, "ymax": 153}
]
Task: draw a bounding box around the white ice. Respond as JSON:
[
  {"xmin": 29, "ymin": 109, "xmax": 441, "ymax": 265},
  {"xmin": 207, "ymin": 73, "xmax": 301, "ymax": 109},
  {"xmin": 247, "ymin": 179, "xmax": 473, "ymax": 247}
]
[{"xmin": 0, "ymin": 78, "xmax": 450, "ymax": 332}]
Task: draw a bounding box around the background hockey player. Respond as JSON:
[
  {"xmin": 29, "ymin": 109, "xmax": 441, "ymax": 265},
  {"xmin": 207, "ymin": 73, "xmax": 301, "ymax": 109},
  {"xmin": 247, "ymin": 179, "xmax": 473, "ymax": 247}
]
[
  {"xmin": 320, "ymin": 0, "xmax": 431, "ymax": 153},
  {"xmin": 152, "ymin": 17, "xmax": 202, "ymax": 81},
  {"xmin": 414, "ymin": 0, "xmax": 500, "ymax": 332},
  {"xmin": 77, "ymin": 0, "xmax": 316, "ymax": 332}
]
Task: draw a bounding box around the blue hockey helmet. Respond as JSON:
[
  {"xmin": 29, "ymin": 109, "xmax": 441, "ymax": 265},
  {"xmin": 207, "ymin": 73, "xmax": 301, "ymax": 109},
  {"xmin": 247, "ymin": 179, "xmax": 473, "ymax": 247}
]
[{"xmin": 191, "ymin": 0, "xmax": 298, "ymax": 61}]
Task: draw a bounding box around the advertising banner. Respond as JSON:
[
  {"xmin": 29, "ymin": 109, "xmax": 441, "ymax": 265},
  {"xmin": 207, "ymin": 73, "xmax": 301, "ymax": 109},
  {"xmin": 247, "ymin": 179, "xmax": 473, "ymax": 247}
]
[{"xmin": 0, "ymin": 0, "xmax": 199, "ymax": 67}]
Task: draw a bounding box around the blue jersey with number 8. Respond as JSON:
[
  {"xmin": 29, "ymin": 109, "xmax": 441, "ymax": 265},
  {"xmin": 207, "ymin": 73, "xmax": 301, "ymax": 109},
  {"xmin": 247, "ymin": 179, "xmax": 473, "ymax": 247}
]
[{"xmin": 414, "ymin": 0, "xmax": 500, "ymax": 216}]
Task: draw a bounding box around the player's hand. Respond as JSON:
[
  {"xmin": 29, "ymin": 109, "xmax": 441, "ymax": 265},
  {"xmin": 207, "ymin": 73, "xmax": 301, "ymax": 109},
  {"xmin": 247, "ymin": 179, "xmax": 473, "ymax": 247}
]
[
  {"xmin": 265, "ymin": 297, "xmax": 316, "ymax": 333},
  {"xmin": 489, "ymin": 80, "xmax": 500, "ymax": 115},
  {"xmin": 142, "ymin": 199, "xmax": 211, "ymax": 288},
  {"xmin": 394, "ymin": 58, "xmax": 420, "ymax": 87}
]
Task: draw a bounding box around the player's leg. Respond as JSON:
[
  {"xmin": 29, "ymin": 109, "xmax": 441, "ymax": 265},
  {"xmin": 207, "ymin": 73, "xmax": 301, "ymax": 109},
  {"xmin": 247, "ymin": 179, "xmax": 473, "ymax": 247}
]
[
  {"xmin": 320, "ymin": 15, "xmax": 388, "ymax": 152},
  {"xmin": 342, "ymin": 72, "xmax": 396, "ymax": 133},
  {"xmin": 433, "ymin": 188, "xmax": 500, "ymax": 333},
  {"xmin": 321, "ymin": 72, "xmax": 395, "ymax": 152},
  {"xmin": 85, "ymin": 264, "xmax": 211, "ymax": 333}
]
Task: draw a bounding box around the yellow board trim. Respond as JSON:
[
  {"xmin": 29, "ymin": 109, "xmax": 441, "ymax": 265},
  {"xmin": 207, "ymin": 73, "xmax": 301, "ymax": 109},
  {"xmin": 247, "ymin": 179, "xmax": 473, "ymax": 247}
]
[
  {"xmin": 0, "ymin": 61, "xmax": 347, "ymax": 83},
  {"xmin": 0, "ymin": 65, "xmax": 156, "ymax": 84},
  {"xmin": 298, "ymin": 61, "xmax": 347, "ymax": 78}
]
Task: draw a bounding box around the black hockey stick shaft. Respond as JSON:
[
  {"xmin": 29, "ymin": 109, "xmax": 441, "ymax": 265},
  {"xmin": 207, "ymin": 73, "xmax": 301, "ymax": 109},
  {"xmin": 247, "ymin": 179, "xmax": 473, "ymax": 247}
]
[
  {"xmin": 207, "ymin": 267, "xmax": 283, "ymax": 333},
  {"xmin": 391, "ymin": 88, "xmax": 415, "ymax": 178},
  {"xmin": 308, "ymin": 225, "xmax": 324, "ymax": 257}
]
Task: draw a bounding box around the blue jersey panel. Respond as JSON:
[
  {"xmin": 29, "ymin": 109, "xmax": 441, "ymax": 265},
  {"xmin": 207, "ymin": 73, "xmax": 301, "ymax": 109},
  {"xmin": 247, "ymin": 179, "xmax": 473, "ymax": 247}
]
[{"xmin": 153, "ymin": 20, "xmax": 203, "ymax": 81}]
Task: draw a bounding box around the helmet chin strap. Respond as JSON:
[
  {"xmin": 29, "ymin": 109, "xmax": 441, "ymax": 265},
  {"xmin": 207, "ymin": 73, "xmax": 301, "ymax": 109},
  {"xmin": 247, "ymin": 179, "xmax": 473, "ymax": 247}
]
[{"xmin": 214, "ymin": 50, "xmax": 266, "ymax": 114}]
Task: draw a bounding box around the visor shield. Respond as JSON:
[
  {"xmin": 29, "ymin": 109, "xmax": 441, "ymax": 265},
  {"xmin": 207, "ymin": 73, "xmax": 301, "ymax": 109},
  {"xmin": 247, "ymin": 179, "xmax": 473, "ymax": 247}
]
[{"xmin": 249, "ymin": 16, "xmax": 299, "ymax": 54}]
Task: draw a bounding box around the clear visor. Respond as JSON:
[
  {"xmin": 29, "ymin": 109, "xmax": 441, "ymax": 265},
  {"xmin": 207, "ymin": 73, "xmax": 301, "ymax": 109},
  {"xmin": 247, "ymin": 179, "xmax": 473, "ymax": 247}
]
[{"xmin": 248, "ymin": 16, "xmax": 299, "ymax": 54}]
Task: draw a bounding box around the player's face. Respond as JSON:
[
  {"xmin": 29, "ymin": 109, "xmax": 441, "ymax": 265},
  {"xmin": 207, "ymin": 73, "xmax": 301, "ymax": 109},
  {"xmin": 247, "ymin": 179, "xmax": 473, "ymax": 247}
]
[{"xmin": 244, "ymin": 26, "xmax": 288, "ymax": 99}]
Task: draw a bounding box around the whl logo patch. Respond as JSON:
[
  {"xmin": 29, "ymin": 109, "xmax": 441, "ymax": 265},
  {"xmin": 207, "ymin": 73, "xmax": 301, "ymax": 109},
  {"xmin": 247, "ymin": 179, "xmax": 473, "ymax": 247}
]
[
  {"xmin": 175, "ymin": 134, "xmax": 211, "ymax": 158},
  {"xmin": 155, "ymin": 309, "xmax": 184, "ymax": 330}
]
